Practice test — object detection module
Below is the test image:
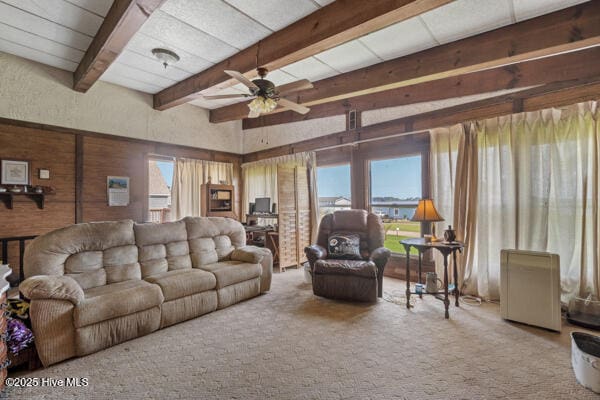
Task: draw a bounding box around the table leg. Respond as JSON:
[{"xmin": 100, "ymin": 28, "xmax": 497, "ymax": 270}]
[
  {"xmin": 404, "ymin": 246, "xmax": 411, "ymax": 309},
  {"xmin": 418, "ymin": 251, "xmax": 423, "ymax": 299},
  {"xmin": 443, "ymin": 254, "xmax": 450, "ymax": 319},
  {"xmin": 453, "ymin": 249, "xmax": 459, "ymax": 307}
]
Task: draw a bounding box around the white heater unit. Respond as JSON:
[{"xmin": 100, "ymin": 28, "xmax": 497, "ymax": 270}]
[{"xmin": 500, "ymin": 249, "xmax": 561, "ymax": 332}]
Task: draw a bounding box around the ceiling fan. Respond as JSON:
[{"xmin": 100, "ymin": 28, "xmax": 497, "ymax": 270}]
[{"xmin": 203, "ymin": 67, "xmax": 313, "ymax": 118}]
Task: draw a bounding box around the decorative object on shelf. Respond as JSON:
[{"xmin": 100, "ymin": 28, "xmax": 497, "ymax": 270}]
[
  {"xmin": 425, "ymin": 272, "xmax": 443, "ymax": 294},
  {"xmin": 151, "ymin": 48, "xmax": 180, "ymax": 69},
  {"xmin": 443, "ymin": 225, "xmax": 457, "ymax": 243},
  {"xmin": 107, "ymin": 176, "xmax": 130, "ymax": 206},
  {"xmin": 9, "ymin": 186, "xmax": 21, "ymax": 193},
  {"xmin": 0, "ymin": 188, "xmax": 5, "ymax": 193},
  {"xmin": 1, "ymin": 160, "xmax": 30, "ymax": 185},
  {"xmin": 38, "ymin": 168, "xmax": 49, "ymax": 180},
  {"xmin": 411, "ymin": 198, "xmax": 444, "ymax": 241},
  {"xmin": 34, "ymin": 186, "xmax": 43, "ymax": 194}
]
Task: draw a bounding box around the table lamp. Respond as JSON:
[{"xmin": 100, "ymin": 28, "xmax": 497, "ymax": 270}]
[{"xmin": 412, "ymin": 199, "xmax": 444, "ymax": 241}]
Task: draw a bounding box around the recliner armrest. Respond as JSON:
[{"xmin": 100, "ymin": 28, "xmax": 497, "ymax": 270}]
[
  {"xmin": 304, "ymin": 245, "xmax": 327, "ymax": 266},
  {"xmin": 19, "ymin": 275, "xmax": 84, "ymax": 305},
  {"xmin": 369, "ymin": 247, "xmax": 392, "ymax": 269},
  {"xmin": 231, "ymin": 246, "xmax": 270, "ymax": 264}
]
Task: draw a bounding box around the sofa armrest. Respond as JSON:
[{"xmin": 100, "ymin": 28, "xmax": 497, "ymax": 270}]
[
  {"xmin": 19, "ymin": 275, "xmax": 84, "ymax": 305},
  {"xmin": 369, "ymin": 247, "xmax": 391, "ymax": 269},
  {"xmin": 231, "ymin": 246, "xmax": 269, "ymax": 264},
  {"xmin": 304, "ymin": 245, "xmax": 327, "ymax": 267}
]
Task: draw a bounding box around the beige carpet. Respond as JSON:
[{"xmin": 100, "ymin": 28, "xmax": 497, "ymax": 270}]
[{"xmin": 6, "ymin": 270, "xmax": 597, "ymax": 400}]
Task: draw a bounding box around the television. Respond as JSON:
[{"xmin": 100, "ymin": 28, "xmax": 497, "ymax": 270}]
[{"xmin": 254, "ymin": 197, "xmax": 271, "ymax": 214}]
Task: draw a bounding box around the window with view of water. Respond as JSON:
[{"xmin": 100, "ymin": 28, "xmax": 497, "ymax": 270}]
[
  {"xmin": 370, "ymin": 155, "xmax": 422, "ymax": 255},
  {"xmin": 317, "ymin": 164, "xmax": 351, "ymax": 219},
  {"xmin": 148, "ymin": 159, "xmax": 174, "ymax": 223}
]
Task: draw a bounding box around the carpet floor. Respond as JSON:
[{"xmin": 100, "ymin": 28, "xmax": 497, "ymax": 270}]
[{"xmin": 6, "ymin": 270, "xmax": 597, "ymax": 400}]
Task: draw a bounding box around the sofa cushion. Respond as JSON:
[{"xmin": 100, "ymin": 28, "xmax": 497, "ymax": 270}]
[
  {"xmin": 199, "ymin": 261, "xmax": 261, "ymax": 289},
  {"xmin": 313, "ymin": 259, "xmax": 378, "ymax": 279},
  {"xmin": 74, "ymin": 280, "xmax": 164, "ymax": 328},
  {"xmin": 144, "ymin": 269, "xmax": 216, "ymax": 301},
  {"xmin": 185, "ymin": 217, "xmax": 246, "ymax": 267},
  {"xmin": 134, "ymin": 221, "xmax": 192, "ymax": 277},
  {"xmin": 327, "ymin": 233, "xmax": 362, "ymax": 260}
]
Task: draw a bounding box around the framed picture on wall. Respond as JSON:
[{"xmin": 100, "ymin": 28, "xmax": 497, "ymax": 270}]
[
  {"xmin": 107, "ymin": 176, "xmax": 130, "ymax": 206},
  {"xmin": 1, "ymin": 159, "xmax": 30, "ymax": 185}
]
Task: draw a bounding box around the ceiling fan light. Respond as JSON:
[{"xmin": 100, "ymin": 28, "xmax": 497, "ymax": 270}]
[{"xmin": 248, "ymin": 96, "xmax": 278, "ymax": 114}]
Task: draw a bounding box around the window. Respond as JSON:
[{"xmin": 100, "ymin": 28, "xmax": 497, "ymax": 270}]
[
  {"xmin": 148, "ymin": 158, "xmax": 174, "ymax": 222},
  {"xmin": 369, "ymin": 155, "xmax": 422, "ymax": 255},
  {"xmin": 317, "ymin": 164, "xmax": 351, "ymax": 219}
]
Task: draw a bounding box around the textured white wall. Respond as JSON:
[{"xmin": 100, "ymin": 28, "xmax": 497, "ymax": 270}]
[
  {"xmin": 0, "ymin": 52, "xmax": 243, "ymax": 153},
  {"xmin": 243, "ymin": 114, "xmax": 346, "ymax": 153}
]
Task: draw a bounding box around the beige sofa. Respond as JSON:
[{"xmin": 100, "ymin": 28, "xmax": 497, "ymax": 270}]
[{"xmin": 19, "ymin": 217, "xmax": 272, "ymax": 367}]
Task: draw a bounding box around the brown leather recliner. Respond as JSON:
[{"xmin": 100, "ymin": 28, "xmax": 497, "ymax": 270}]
[{"xmin": 304, "ymin": 209, "xmax": 391, "ymax": 302}]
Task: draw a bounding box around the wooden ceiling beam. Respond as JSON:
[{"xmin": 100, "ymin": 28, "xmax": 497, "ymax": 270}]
[
  {"xmin": 241, "ymin": 77, "xmax": 600, "ymax": 163},
  {"xmin": 214, "ymin": 1, "xmax": 600, "ymax": 124},
  {"xmin": 242, "ymin": 46, "xmax": 600, "ymax": 129},
  {"xmin": 152, "ymin": 0, "xmax": 453, "ymax": 110},
  {"xmin": 73, "ymin": 0, "xmax": 166, "ymax": 92}
]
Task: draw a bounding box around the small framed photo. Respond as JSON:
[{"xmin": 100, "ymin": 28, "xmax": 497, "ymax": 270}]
[
  {"xmin": 39, "ymin": 169, "xmax": 50, "ymax": 180},
  {"xmin": 1, "ymin": 160, "xmax": 30, "ymax": 185}
]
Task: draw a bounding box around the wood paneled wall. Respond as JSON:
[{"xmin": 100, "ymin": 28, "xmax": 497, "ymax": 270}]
[{"xmin": 0, "ymin": 119, "xmax": 242, "ymax": 282}]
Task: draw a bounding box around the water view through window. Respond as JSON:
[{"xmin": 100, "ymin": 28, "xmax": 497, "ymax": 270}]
[{"xmin": 370, "ymin": 155, "xmax": 422, "ymax": 255}]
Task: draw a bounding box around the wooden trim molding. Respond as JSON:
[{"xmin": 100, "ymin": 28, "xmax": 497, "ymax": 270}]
[
  {"xmin": 73, "ymin": 0, "xmax": 166, "ymax": 92},
  {"xmin": 0, "ymin": 117, "xmax": 241, "ymax": 162},
  {"xmin": 213, "ymin": 2, "xmax": 600, "ymax": 123},
  {"xmin": 153, "ymin": 0, "xmax": 452, "ymax": 110}
]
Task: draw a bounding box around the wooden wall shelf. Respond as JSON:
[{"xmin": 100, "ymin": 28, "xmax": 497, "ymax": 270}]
[{"xmin": 0, "ymin": 192, "xmax": 51, "ymax": 210}]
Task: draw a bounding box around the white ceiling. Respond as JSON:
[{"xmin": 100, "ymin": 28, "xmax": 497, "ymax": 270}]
[{"xmin": 0, "ymin": 0, "xmax": 590, "ymax": 110}]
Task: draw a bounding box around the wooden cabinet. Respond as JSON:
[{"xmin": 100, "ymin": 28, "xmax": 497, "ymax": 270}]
[
  {"xmin": 201, "ymin": 184, "xmax": 237, "ymax": 219},
  {"xmin": 277, "ymin": 165, "xmax": 310, "ymax": 270}
]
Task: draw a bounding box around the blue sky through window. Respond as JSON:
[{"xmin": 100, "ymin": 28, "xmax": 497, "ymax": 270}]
[
  {"xmin": 156, "ymin": 161, "xmax": 174, "ymax": 189},
  {"xmin": 317, "ymin": 164, "xmax": 351, "ymax": 198},
  {"xmin": 370, "ymin": 156, "xmax": 421, "ymax": 199}
]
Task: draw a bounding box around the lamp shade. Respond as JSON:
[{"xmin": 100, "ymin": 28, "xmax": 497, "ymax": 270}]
[{"xmin": 411, "ymin": 199, "xmax": 444, "ymax": 222}]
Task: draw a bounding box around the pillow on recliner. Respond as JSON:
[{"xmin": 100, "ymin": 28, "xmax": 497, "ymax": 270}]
[{"xmin": 328, "ymin": 233, "xmax": 362, "ymax": 260}]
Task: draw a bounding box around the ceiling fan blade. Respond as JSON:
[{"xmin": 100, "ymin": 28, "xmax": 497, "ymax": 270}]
[
  {"xmin": 203, "ymin": 94, "xmax": 250, "ymax": 100},
  {"xmin": 276, "ymin": 79, "xmax": 313, "ymax": 95},
  {"xmin": 224, "ymin": 70, "xmax": 259, "ymax": 91},
  {"xmin": 278, "ymin": 98, "xmax": 310, "ymax": 115},
  {"xmin": 248, "ymin": 109, "xmax": 261, "ymax": 118}
]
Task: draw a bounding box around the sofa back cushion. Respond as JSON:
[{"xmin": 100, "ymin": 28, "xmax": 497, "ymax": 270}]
[
  {"xmin": 23, "ymin": 220, "xmax": 140, "ymax": 289},
  {"xmin": 134, "ymin": 220, "xmax": 192, "ymax": 278},
  {"xmin": 185, "ymin": 217, "xmax": 245, "ymax": 267}
]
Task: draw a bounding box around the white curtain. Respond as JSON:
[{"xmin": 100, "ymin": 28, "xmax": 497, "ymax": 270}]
[
  {"xmin": 242, "ymin": 152, "xmax": 319, "ymax": 241},
  {"xmin": 431, "ymin": 101, "xmax": 599, "ymax": 302},
  {"xmin": 171, "ymin": 158, "xmax": 234, "ymax": 220}
]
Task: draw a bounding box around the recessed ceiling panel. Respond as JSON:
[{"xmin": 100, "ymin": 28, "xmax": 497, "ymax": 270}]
[
  {"xmin": 2, "ymin": 0, "xmax": 103, "ymax": 37},
  {"xmin": 105, "ymin": 62, "xmax": 177, "ymax": 89},
  {"xmin": 512, "ymin": 0, "xmax": 589, "ymax": 22},
  {"xmin": 313, "ymin": 0, "xmax": 335, "ymax": 6},
  {"xmin": 125, "ymin": 33, "xmax": 213, "ymax": 75},
  {"xmin": 224, "ymin": 0, "xmax": 318, "ymax": 31},
  {"xmin": 116, "ymin": 50, "xmax": 192, "ymax": 82},
  {"xmin": 420, "ymin": 0, "xmax": 513, "ymax": 44},
  {"xmin": 161, "ymin": 0, "xmax": 271, "ymax": 49},
  {"xmin": 0, "ymin": 37, "xmax": 78, "ymax": 71},
  {"xmin": 100, "ymin": 71, "xmax": 164, "ymax": 94},
  {"xmin": 314, "ymin": 40, "xmax": 381, "ymax": 73},
  {"xmin": 280, "ymin": 56, "xmax": 339, "ymax": 81},
  {"xmin": 140, "ymin": 11, "xmax": 238, "ymax": 63},
  {"xmin": 264, "ymin": 69, "xmax": 298, "ymax": 86},
  {"xmin": 0, "ymin": 2, "xmax": 92, "ymax": 51},
  {"xmin": 66, "ymin": 0, "xmax": 114, "ymax": 17},
  {"xmin": 0, "ymin": 22, "xmax": 84, "ymax": 62},
  {"xmin": 360, "ymin": 16, "xmax": 439, "ymax": 60}
]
